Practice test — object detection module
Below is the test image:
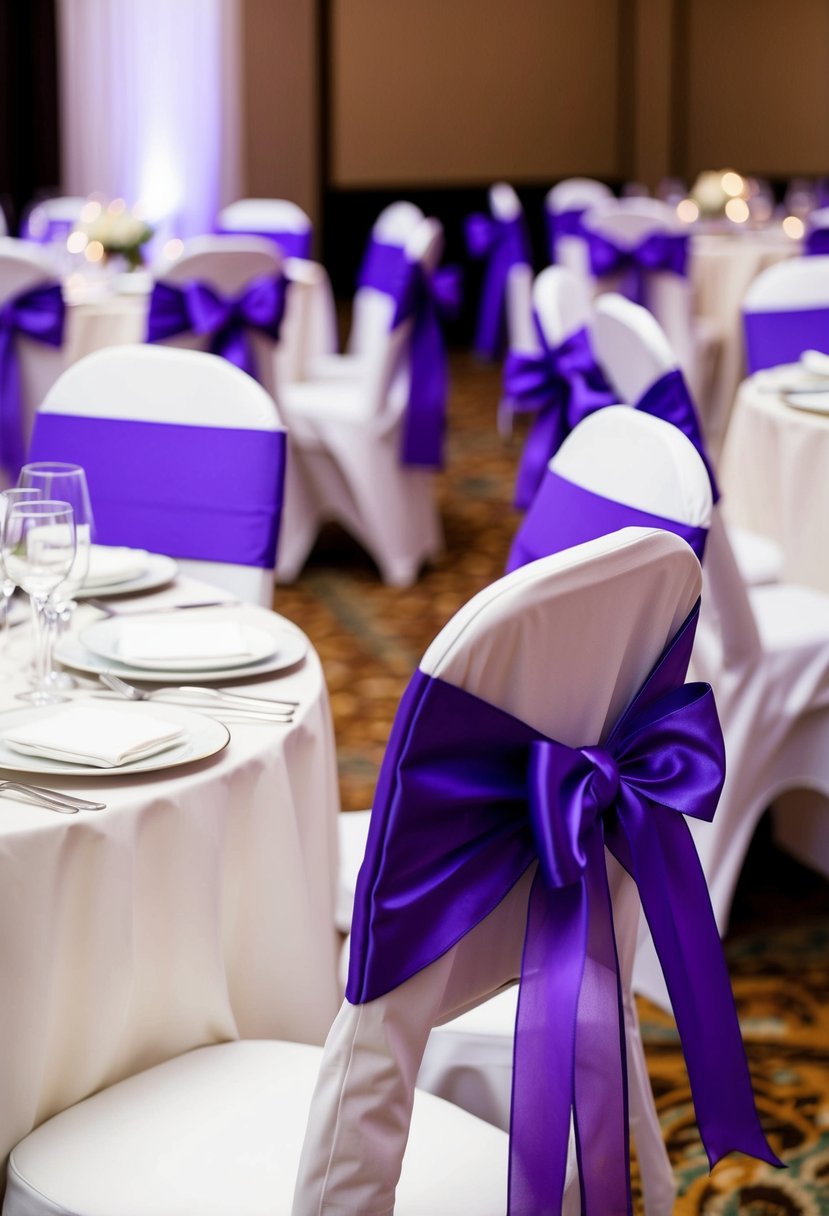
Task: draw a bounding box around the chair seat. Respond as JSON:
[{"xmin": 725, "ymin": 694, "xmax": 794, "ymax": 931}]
[
  {"xmin": 4, "ymin": 1041, "xmax": 508, "ymax": 1216},
  {"xmin": 309, "ymin": 352, "xmax": 366, "ymax": 381},
  {"xmin": 728, "ymin": 525, "xmax": 783, "ymax": 586}
]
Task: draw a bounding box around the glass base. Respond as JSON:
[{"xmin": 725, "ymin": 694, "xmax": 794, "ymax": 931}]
[{"xmin": 15, "ymin": 688, "xmax": 71, "ymax": 706}]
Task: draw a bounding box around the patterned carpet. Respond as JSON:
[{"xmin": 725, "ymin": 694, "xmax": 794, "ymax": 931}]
[{"xmin": 276, "ymin": 353, "xmax": 829, "ymax": 1213}]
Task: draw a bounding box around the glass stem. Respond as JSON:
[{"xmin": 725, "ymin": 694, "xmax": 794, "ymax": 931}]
[{"xmin": 31, "ymin": 596, "xmax": 53, "ymax": 690}]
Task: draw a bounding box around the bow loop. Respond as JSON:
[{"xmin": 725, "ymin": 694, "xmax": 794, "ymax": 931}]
[{"xmin": 464, "ymin": 212, "xmax": 498, "ymax": 259}]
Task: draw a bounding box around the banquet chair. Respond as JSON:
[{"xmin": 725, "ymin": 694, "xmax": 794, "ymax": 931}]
[
  {"xmin": 0, "ymin": 237, "xmax": 67, "ymax": 485},
  {"xmin": 592, "ymin": 291, "xmax": 783, "ymax": 586},
  {"xmin": 27, "ymin": 345, "xmax": 285, "ymax": 607},
  {"xmin": 275, "ymin": 217, "xmax": 445, "ymax": 587},
  {"xmin": 544, "ymin": 177, "xmax": 613, "ymax": 275},
  {"xmin": 742, "ymin": 254, "xmax": 829, "ymax": 372},
  {"xmin": 215, "ymin": 199, "xmax": 338, "ymax": 381},
  {"xmin": 803, "ymin": 206, "xmax": 829, "ymax": 256},
  {"xmin": 465, "ymin": 181, "xmax": 534, "ymax": 359},
  {"xmin": 21, "ymin": 195, "xmax": 87, "ymax": 246},
  {"xmin": 581, "ymin": 197, "xmax": 718, "ymax": 405}
]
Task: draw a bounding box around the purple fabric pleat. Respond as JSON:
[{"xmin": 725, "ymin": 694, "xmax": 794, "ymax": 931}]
[
  {"xmin": 743, "ymin": 305, "xmax": 829, "ymax": 373},
  {"xmin": 545, "ymin": 206, "xmax": 587, "ymax": 264},
  {"xmin": 214, "ymin": 226, "xmax": 312, "ymax": 260},
  {"xmin": 585, "ymin": 229, "xmax": 689, "ymax": 305},
  {"xmin": 804, "ymin": 228, "xmax": 829, "ymax": 257},
  {"xmin": 503, "ymin": 325, "xmax": 617, "ymax": 509},
  {"xmin": 505, "ymin": 468, "xmax": 708, "ymax": 574},
  {"xmin": 0, "ymin": 281, "xmax": 65, "ymax": 478},
  {"xmin": 635, "ymin": 368, "xmax": 720, "ymax": 501},
  {"xmin": 347, "ymin": 604, "xmax": 781, "ymax": 1213},
  {"xmin": 146, "ymin": 275, "xmax": 287, "ymax": 382},
  {"xmin": 356, "ymin": 238, "xmax": 410, "ymax": 297},
  {"xmin": 28, "ymin": 412, "xmax": 285, "ymax": 567},
  {"xmin": 464, "ymin": 212, "xmax": 532, "ymax": 360}
]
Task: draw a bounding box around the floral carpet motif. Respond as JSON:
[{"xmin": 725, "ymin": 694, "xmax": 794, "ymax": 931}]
[{"xmin": 276, "ymin": 353, "xmax": 829, "ymax": 1213}]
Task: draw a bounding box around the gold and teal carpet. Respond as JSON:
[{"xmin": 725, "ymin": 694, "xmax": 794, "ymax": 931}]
[{"xmin": 276, "ymin": 353, "xmax": 829, "ymax": 1213}]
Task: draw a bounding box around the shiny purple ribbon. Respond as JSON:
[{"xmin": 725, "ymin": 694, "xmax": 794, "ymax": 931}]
[
  {"xmin": 28, "ymin": 412, "xmax": 285, "ymax": 566},
  {"xmin": 636, "ymin": 368, "xmax": 720, "ymax": 501},
  {"xmin": 464, "ymin": 212, "xmax": 532, "ymax": 360},
  {"xmin": 804, "ymin": 228, "xmax": 829, "ymax": 257},
  {"xmin": 0, "ymin": 281, "xmax": 65, "ymax": 477},
  {"xmin": 586, "ymin": 230, "xmax": 689, "ymax": 305},
  {"xmin": 504, "ymin": 324, "xmax": 617, "ymax": 509},
  {"xmin": 743, "ymin": 305, "xmax": 829, "ymax": 373},
  {"xmin": 347, "ymin": 604, "xmax": 781, "ymax": 1213},
  {"xmin": 391, "ymin": 259, "xmax": 462, "ymax": 468},
  {"xmin": 214, "ymin": 226, "xmax": 312, "ymax": 260},
  {"xmin": 356, "ymin": 237, "xmax": 410, "ymax": 296},
  {"xmin": 545, "ymin": 205, "xmax": 587, "ymax": 263},
  {"xmin": 506, "ymin": 468, "xmax": 708, "ymax": 574},
  {"xmin": 146, "ymin": 275, "xmax": 287, "ymax": 382}
]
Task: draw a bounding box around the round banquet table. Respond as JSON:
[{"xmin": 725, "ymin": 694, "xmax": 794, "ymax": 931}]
[
  {"xmin": 0, "ymin": 581, "xmax": 341, "ymax": 1194},
  {"xmin": 720, "ymin": 366, "xmax": 829, "ymax": 593},
  {"xmin": 690, "ymin": 227, "xmax": 797, "ymax": 450}
]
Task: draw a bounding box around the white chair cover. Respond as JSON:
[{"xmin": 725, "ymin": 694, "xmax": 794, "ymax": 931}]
[
  {"xmin": 591, "ymin": 291, "xmax": 783, "ymax": 586},
  {"xmin": 296, "ymin": 528, "xmax": 702, "ymax": 1216},
  {"xmin": 545, "ymin": 177, "xmax": 613, "ymax": 279},
  {"xmin": 276, "ymin": 217, "xmax": 444, "ymax": 587},
  {"xmin": 742, "ymin": 254, "xmax": 829, "ymax": 371},
  {"xmin": 34, "ymin": 345, "xmax": 284, "ymax": 606}
]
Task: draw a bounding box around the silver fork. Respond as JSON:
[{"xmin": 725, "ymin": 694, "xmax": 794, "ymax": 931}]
[
  {"xmin": 97, "ymin": 672, "xmax": 296, "ymax": 720},
  {"xmin": 0, "ymin": 781, "xmax": 107, "ymax": 814}
]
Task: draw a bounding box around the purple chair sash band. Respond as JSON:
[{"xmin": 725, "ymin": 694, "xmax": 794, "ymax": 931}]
[
  {"xmin": 545, "ymin": 205, "xmax": 587, "ymax": 263},
  {"xmin": 503, "ymin": 324, "xmax": 616, "ymax": 509},
  {"xmin": 505, "ymin": 468, "xmax": 708, "ymax": 575},
  {"xmin": 586, "ymin": 229, "xmax": 689, "ymax": 305},
  {"xmin": 28, "ymin": 412, "xmax": 285, "ymax": 567},
  {"xmin": 356, "ymin": 238, "xmax": 410, "ymax": 296},
  {"xmin": 146, "ymin": 275, "xmax": 287, "ymax": 382},
  {"xmin": 743, "ymin": 305, "xmax": 829, "ymax": 373},
  {"xmin": 804, "ymin": 228, "xmax": 829, "ymax": 257},
  {"xmin": 636, "ymin": 368, "xmax": 721, "ymax": 501},
  {"xmin": 464, "ymin": 212, "xmax": 532, "ymax": 360},
  {"xmin": 347, "ymin": 604, "xmax": 780, "ymax": 1214},
  {"xmin": 391, "ymin": 260, "xmax": 462, "ymax": 468},
  {"xmin": 23, "ymin": 215, "xmax": 75, "ymax": 245},
  {"xmin": 0, "ymin": 281, "xmax": 65, "ymax": 478},
  {"xmin": 214, "ymin": 226, "xmax": 312, "ymax": 260}
]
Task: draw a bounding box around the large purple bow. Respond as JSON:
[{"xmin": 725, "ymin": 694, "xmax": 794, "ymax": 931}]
[
  {"xmin": 504, "ymin": 324, "xmax": 617, "ymax": 508},
  {"xmin": 348, "ymin": 605, "xmax": 780, "ymax": 1214},
  {"xmin": 0, "ymin": 281, "xmax": 65, "ymax": 477},
  {"xmin": 545, "ymin": 205, "xmax": 587, "ymax": 263},
  {"xmin": 586, "ymin": 229, "xmax": 689, "ymax": 305},
  {"xmin": 464, "ymin": 212, "xmax": 532, "ymax": 360},
  {"xmin": 391, "ymin": 259, "xmax": 462, "ymax": 468},
  {"xmin": 146, "ymin": 275, "xmax": 287, "ymax": 382}
]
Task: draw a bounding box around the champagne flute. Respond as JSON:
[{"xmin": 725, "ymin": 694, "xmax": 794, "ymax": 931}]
[
  {"xmin": 0, "ymin": 488, "xmax": 41, "ymax": 655},
  {"xmin": 2, "ymin": 500, "xmax": 76, "ymax": 704}
]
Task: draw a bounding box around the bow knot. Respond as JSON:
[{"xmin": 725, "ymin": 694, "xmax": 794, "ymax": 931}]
[
  {"xmin": 529, "ymin": 740, "xmax": 619, "ymax": 889},
  {"xmin": 586, "ymin": 230, "xmax": 689, "ymax": 305}
]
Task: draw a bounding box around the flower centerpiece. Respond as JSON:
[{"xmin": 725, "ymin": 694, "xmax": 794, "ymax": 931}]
[
  {"xmin": 689, "ymin": 170, "xmax": 749, "ymax": 221},
  {"xmin": 73, "ymin": 199, "xmax": 154, "ymax": 270}
]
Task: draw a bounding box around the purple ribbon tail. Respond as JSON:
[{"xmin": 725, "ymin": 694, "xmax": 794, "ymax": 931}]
[
  {"xmin": 0, "ymin": 281, "xmax": 65, "ymax": 478},
  {"xmin": 211, "ymin": 323, "xmax": 257, "ymax": 379},
  {"xmin": 0, "ymin": 326, "xmax": 25, "ymax": 478},
  {"xmin": 514, "ymin": 408, "xmax": 566, "ymax": 510}
]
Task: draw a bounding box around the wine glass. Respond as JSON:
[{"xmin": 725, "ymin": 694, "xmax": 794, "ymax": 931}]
[
  {"xmin": 0, "ymin": 488, "xmax": 41, "ymax": 657},
  {"xmin": 1, "ymin": 500, "xmax": 76, "ymax": 704}
]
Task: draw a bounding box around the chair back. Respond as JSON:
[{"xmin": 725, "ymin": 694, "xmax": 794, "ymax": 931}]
[
  {"xmin": 533, "ymin": 263, "xmax": 593, "ymax": 350},
  {"xmin": 803, "ymin": 205, "xmax": 829, "ymax": 256},
  {"xmin": 30, "ymin": 345, "xmax": 285, "ymax": 605},
  {"xmin": 592, "ymin": 291, "xmax": 675, "ymax": 402},
  {"xmin": 22, "ymin": 196, "xmax": 87, "ymax": 247},
  {"xmin": 348, "ymin": 201, "xmax": 425, "ymax": 358},
  {"xmin": 742, "ymin": 254, "xmax": 829, "ymax": 371},
  {"xmin": 486, "ymin": 182, "xmax": 534, "ymax": 352},
  {"xmin": 215, "ymin": 198, "xmax": 313, "ymax": 259},
  {"xmin": 545, "ymin": 178, "xmax": 613, "ymax": 273}
]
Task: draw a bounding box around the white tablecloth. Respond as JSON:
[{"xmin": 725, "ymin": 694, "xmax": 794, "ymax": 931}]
[
  {"xmin": 0, "ymin": 585, "xmax": 340, "ymax": 1192},
  {"xmin": 720, "ymin": 368, "xmax": 829, "ymax": 593}
]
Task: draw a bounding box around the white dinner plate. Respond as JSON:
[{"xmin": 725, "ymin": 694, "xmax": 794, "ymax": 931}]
[
  {"xmin": 55, "ymin": 615, "xmax": 308, "ymax": 684},
  {"xmin": 0, "ymin": 702, "xmax": 229, "ymax": 777},
  {"xmin": 75, "ymin": 552, "xmax": 179, "ymax": 599},
  {"xmin": 79, "ymin": 616, "xmax": 280, "ymax": 672},
  {"xmin": 783, "ymin": 393, "xmax": 829, "ymax": 416}
]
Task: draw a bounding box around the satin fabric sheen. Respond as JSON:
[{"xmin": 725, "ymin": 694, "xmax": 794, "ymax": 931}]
[
  {"xmin": 0, "ymin": 281, "xmax": 65, "ymax": 477},
  {"xmin": 586, "ymin": 230, "xmax": 689, "ymax": 305},
  {"xmin": 743, "ymin": 305, "xmax": 829, "ymax": 373},
  {"xmin": 464, "ymin": 212, "xmax": 532, "ymax": 360}
]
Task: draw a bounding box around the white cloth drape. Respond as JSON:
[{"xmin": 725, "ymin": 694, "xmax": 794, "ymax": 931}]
[{"xmin": 57, "ymin": 0, "xmax": 241, "ymax": 242}]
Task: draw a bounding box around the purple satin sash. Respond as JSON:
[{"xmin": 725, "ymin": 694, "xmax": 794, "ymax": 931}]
[
  {"xmin": 636, "ymin": 368, "xmax": 721, "ymax": 501},
  {"xmin": 506, "ymin": 468, "xmax": 708, "ymax": 574},
  {"xmin": 544, "ymin": 205, "xmax": 587, "ymax": 263},
  {"xmin": 0, "ymin": 281, "xmax": 65, "ymax": 478},
  {"xmin": 28, "ymin": 412, "xmax": 285, "ymax": 567},
  {"xmin": 391, "ymin": 259, "xmax": 462, "ymax": 468},
  {"xmin": 464, "ymin": 212, "xmax": 532, "ymax": 360},
  {"xmin": 356, "ymin": 237, "xmax": 410, "ymax": 297},
  {"xmin": 804, "ymin": 228, "xmax": 829, "ymax": 256},
  {"xmin": 503, "ymin": 325, "xmax": 617, "ymax": 509},
  {"xmin": 22, "ymin": 214, "xmax": 75, "ymax": 245},
  {"xmin": 586, "ymin": 229, "xmax": 689, "ymax": 305},
  {"xmin": 347, "ymin": 605, "xmax": 780, "ymax": 1214},
  {"xmin": 743, "ymin": 305, "xmax": 829, "ymax": 373},
  {"xmin": 146, "ymin": 275, "xmax": 287, "ymax": 382},
  {"xmin": 214, "ymin": 226, "xmax": 312, "ymax": 260}
]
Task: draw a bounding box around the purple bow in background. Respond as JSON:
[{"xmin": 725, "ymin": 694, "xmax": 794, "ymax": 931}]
[
  {"xmin": 0, "ymin": 281, "xmax": 65, "ymax": 477},
  {"xmin": 636, "ymin": 367, "xmax": 721, "ymax": 501},
  {"xmin": 545, "ymin": 205, "xmax": 587, "ymax": 264},
  {"xmin": 356, "ymin": 237, "xmax": 410, "ymax": 297},
  {"xmin": 391, "ymin": 258, "xmax": 462, "ymax": 468},
  {"xmin": 804, "ymin": 227, "xmax": 829, "ymax": 257},
  {"xmin": 347, "ymin": 604, "xmax": 781, "ymax": 1215},
  {"xmin": 146, "ymin": 275, "xmax": 287, "ymax": 382},
  {"xmin": 464, "ymin": 212, "xmax": 532, "ymax": 360},
  {"xmin": 504, "ymin": 324, "xmax": 616, "ymax": 509},
  {"xmin": 586, "ymin": 229, "xmax": 689, "ymax": 305},
  {"xmin": 214, "ymin": 226, "xmax": 312, "ymax": 261}
]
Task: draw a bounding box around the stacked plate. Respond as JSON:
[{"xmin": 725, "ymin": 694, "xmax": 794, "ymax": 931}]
[
  {"xmin": 77, "ymin": 545, "xmax": 179, "ymax": 599},
  {"xmin": 777, "ymin": 350, "xmax": 829, "ymax": 416}
]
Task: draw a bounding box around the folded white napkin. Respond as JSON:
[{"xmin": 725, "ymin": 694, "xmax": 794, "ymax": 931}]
[
  {"xmin": 801, "ymin": 349, "xmax": 829, "ymax": 378},
  {"xmin": 3, "ymin": 706, "xmax": 185, "ymax": 768},
  {"xmin": 116, "ymin": 619, "xmax": 254, "ymax": 664},
  {"xmin": 83, "ymin": 546, "xmax": 149, "ymax": 588}
]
